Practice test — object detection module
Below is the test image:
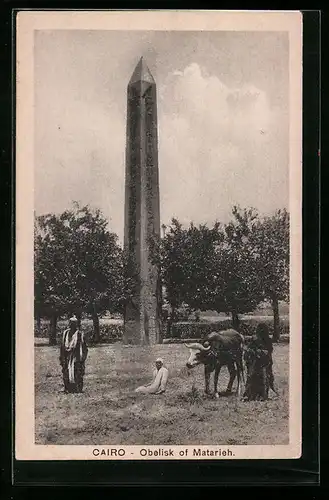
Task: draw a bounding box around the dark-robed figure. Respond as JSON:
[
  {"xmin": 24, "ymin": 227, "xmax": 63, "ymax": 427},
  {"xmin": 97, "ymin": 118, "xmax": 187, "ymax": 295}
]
[
  {"xmin": 243, "ymin": 323, "xmax": 278, "ymax": 401},
  {"xmin": 59, "ymin": 316, "xmax": 88, "ymax": 393}
]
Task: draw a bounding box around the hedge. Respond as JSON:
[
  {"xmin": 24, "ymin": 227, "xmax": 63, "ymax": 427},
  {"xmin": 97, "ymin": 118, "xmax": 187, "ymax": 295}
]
[
  {"xmin": 170, "ymin": 316, "xmax": 289, "ymax": 340},
  {"xmin": 35, "ymin": 322, "xmax": 124, "ymax": 344},
  {"xmin": 35, "ymin": 315, "xmax": 289, "ymax": 344},
  {"xmin": 163, "ymin": 335, "xmax": 290, "ymax": 344}
]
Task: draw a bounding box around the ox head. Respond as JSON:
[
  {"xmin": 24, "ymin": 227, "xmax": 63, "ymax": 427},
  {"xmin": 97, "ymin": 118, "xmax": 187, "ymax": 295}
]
[{"xmin": 184, "ymin": 342, "xmax": 211, "ymax": 369}]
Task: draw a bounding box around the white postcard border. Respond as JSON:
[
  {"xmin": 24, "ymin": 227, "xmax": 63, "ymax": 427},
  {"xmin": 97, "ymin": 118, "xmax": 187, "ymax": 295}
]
[{"xmin": 15, "ymin": 10, "xmax": 303, "ymax": 461}]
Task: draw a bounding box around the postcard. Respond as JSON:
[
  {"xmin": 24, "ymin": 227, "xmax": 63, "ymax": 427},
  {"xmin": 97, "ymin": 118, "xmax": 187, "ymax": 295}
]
[{"xmin": 15, "ymin": 9, "xmax": 302, "ymax": 460}]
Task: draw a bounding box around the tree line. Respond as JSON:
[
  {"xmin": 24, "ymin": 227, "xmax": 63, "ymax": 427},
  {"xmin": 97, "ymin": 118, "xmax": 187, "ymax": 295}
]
[{"xmin": 34, "ymin": 202, "xmax": 289, "ymax": 344}]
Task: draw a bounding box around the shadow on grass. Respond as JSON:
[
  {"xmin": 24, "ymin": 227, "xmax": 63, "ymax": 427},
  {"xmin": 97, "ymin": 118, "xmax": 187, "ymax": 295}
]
[{"xmin": 176, "ymin": 386, "xmax": 240, "ymax": 404}]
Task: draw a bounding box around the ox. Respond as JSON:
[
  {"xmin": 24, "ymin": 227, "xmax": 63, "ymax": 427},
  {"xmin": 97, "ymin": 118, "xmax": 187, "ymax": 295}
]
[{"xmin": 185, "ymin": 329, "xmax": 245, "ymax": 398}]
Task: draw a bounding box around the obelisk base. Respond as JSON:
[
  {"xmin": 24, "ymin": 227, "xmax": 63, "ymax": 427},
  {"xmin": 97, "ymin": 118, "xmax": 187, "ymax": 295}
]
[
  {"xmin": 123, "ymin": 321, "xmax": 161, "ymax": 346},
  {"xmin": 123, "ymin": 303, "xmax": 161, "ymax": 345}
]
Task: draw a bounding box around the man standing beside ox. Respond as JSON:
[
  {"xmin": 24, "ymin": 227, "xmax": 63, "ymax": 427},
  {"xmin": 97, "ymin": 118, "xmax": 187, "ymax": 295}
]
[
  {"xmin": 59, "ymin": 315, "xmax": 88, "ymax": 393},
  {"xmin": 243, "ymin": 323, "xmax": 278, "ymax": 401}
]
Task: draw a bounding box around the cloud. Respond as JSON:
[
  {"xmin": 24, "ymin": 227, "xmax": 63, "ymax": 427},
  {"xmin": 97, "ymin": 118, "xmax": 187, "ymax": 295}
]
[{"xmin": 158, "ymin": 62, "xmax": 288, "ymax": 229}]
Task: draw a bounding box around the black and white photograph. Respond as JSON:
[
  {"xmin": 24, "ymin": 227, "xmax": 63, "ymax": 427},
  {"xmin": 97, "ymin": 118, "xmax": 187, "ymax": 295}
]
[{"xmin": 15, "ymin": 10, "xmax": 302, "ymax": 460}]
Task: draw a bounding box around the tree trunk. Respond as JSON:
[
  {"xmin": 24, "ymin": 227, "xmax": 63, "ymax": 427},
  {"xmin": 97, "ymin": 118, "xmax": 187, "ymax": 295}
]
[
  {"xmin": 91, "ymin": 303, "xmax": 100, "ymax": 343},
  {"xmin": 157, "ymin": 323, "xmax": 163, "ymax": 344},
  {"xmin": 76, "ymin": 312, "xmax": 82, "ymax": 329},
  {"xmin": 167, "ymin": 306, "xmax": 176, "ymax": 338},
  {"xmin": 166, "ymin": 316, "xmax": 171, "ymax": 338},
  {"xmin": 272, "ymin": 296, "xmax": 280, "ymax": 342},
  {"xmin": 157, "ymin": 279, "xmax": 163, "ymax": 344},
  {"xmin": 49, "ymin": 314, "xmax": 57, "ymax": 346},
  {"xmin": 231, "ymin": 309, "xmax": 240, "ymax": 331}
]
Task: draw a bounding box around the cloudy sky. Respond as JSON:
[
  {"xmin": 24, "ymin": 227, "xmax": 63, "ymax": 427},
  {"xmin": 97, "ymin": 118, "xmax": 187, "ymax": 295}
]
[{"xmin": 34, "ymin": 30, "xmax": 289, "ymax": 244}]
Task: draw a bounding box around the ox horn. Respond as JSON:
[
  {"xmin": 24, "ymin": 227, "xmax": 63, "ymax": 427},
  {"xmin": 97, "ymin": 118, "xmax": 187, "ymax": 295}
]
[{"xmin": 185, "ymin": 342, "xmax": 211, "ymax": 351}]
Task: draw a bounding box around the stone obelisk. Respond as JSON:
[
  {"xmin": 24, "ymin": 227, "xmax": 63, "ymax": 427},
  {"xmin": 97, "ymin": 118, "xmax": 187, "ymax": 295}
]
[{"xmin": 123, "ymin": 57, "xmax": 161, "ymax": 345}]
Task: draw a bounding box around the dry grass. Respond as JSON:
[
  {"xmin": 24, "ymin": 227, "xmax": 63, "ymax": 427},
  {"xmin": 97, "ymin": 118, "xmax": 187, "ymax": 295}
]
[{"xmin": 35, "ymin": 342, "xmax": 289, "ymax": 445}]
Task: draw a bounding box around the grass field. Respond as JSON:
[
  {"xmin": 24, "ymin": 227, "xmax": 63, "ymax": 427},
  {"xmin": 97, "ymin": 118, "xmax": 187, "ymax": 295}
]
[{"xmin": 35, "ymin": 342, "xmax": 289, "ymax": 446}]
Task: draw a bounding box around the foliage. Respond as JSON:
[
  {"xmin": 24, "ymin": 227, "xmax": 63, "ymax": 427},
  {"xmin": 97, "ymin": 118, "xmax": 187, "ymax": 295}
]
[
  {"xmin": 151, "ymin": 218, "xmax": 223, "ymax": 316},
  {"xmin": 253, "ymin": 209, "xmax": 290, "ymax": 303},
  {"xmin": 206, "ymin": 206, "xmax": 265, "ymax": 321},
  {"xmin": 156, "ymin": 207, "xmax": 265, "ymax": 322},
  {"xmin": 34, "ymin": 203, "xmax": 124, "ymax": 323},
  {"xmin": 153, "ymin": 206, "xmax": 289, "ymax": 334}
]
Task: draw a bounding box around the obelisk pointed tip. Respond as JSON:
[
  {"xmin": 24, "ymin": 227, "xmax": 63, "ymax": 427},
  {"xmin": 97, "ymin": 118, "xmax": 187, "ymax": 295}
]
[{"xmin": 129, "ymin": 56, "xmax": 155, "ymax": 85}]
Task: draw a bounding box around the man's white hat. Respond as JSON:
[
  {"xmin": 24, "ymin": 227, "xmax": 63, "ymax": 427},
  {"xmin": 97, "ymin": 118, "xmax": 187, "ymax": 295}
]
[
  {"xmin": 155, "ymin": 358, "xmax": 163, "ymax": 364},
  {"xmin": 69, "ymin": 315, "xmax": 78, "ymax": 323}
]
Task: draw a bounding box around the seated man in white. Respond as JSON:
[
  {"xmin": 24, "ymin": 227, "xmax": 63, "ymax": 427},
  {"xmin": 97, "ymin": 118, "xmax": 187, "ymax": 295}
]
[{"xmin": 135, "ymin": 358, "xmax": 169, "ymax": 395}]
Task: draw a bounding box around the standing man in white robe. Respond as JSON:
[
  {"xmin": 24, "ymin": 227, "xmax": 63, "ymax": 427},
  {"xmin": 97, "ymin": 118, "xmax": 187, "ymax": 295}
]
[{"xmin": 135, "ymin": 358, "xmax": 169, "ymax": 395}]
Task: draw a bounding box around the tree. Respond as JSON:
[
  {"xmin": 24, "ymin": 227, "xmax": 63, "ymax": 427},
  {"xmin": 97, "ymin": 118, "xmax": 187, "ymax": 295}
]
[
  {"xmin": 150, "ymin": 218, "xmax": 223, "ymax": 334},
  {"xmin": 179, "ymin": 221, "xmax": 223, "ymax": 312},
  {"xmin": 151, "ymin": 211, "xmax": 263, "ymax": 332},
  {"xmin": 253, "ymin": 209, "xmax": 290, "ymax": 341},
  {"xmin": 150, "ymin": 207, "xmax": 288, "ymax": 337},
  {"xmin": 205, "ymin": 206, "xmax": 264, "ymax": 329},
  {"xmin": 34, "ymin": 203, "xmax": 123, "ymax": 344},
  {"xmin": 151, "ymin": 219, "xmax": 188, "ymax": 333},
  {"xmin": 34, "ymin": 216, "xmax": 69, "ymax": 344}
]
